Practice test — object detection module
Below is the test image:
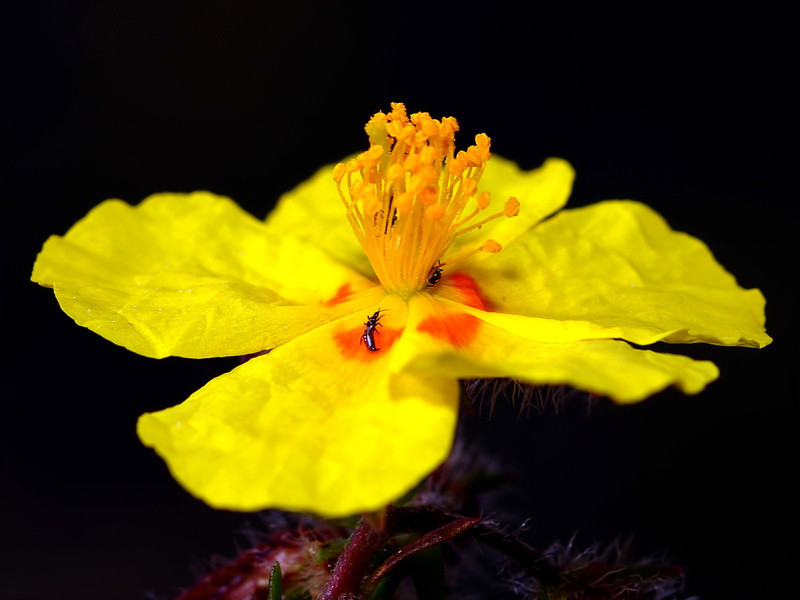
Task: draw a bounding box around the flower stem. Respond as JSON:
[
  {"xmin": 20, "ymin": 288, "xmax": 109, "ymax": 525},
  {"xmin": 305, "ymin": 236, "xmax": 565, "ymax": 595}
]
[
  {"xmin": 318, "ymin": 515, "xmax": 384, "ymax": 600},
  {"xmin": 385, "ymin": 506, "xmax": 562, "ymax": 586}
]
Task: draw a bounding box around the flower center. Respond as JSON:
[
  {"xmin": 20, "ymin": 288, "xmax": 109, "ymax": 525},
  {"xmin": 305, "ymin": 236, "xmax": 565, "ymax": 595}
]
[{"xmin": 334, "ymin": 102, "xmax": 519, "ymax": 296}]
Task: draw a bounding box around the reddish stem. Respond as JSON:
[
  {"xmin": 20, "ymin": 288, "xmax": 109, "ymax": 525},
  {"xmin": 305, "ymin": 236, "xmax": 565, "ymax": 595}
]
[
  {"xmin": 318, "ymin": 517, "xmax": 384, "ymax": 600},
  {"xmin": 368, "ymin": 517, "xmax": 481, "ymax": 590}
]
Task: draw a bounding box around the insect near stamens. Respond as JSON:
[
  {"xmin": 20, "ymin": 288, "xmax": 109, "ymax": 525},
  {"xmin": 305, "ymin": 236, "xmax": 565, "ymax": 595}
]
[
  {"xmin": 426, "ymin": 262, "xmax": 443, "ymax": 288},
  {"xmin": 361, "ymin": 309, "xmax": 384, "ymax": 351}
]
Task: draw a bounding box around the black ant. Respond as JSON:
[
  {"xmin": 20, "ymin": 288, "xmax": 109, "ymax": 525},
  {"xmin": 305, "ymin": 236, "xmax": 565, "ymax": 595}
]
[
  {"xmin": 426, "ymin": 262, "xmax": 443, "ymax": 288},
  {"xmin": 361, "ymin": 309, "xmax": 384, "ymax": 351}
]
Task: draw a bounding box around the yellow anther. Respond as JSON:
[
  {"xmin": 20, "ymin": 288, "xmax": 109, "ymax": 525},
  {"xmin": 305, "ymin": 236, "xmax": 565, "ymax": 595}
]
[
  {"xmin": 365, "ymin": 144, "xmax": 384, "ymax": 163},
  {"xmin": 466, "ymin": 145, "xmax": 484, "ymax": 167},
  {"xmin": 421, "ymin": 117, "xmax": 440, "ymax": 138},
  {"xmin": 482, "ymin": 239, "xmax": 502, "ymax": 253},
  {"xmin": 447, "ymin": 154, "xmax": 467, "ymax": 175},
  {"xmin": 409, "ymin": 173, "xmax": 429, "ymax": 195},
  {"xmin": 387, "ymin": 163, "xmax": 406, "ymax": 182},
  {"xmin": 398, "ymin": 123, "xmax": 416, "ymax": 141},
  {"xmin": 362, "ymin": 189, "xmax": 381, "ymax": 215},
  {"xmin": 426, "ymin": 204, "xmax": 446, "ymax": 220},
  {"xmin": 390, "ymin": 102, "xmax": 408, "ymax": 121},
  {"xmin": 333, "ymin": 162, "xmax": 346, "ymax": 183},
  {"xmin": 442, "ymin": 116, "xmax": 459, "ymax": 135},
  {"xmin": 475, "ymin": 133, "xmax": 491, "ymax": 160},
  {"xmin": 504, "ymin": 197, "xmax": 520, "ymax": 217},
  {"xmin": 385, "ymin": 120, "xmax": 403, "ymax": 139},
  {"xmin": 395, "ymin": 191, "xmax": 413, "ymax": 213},
  {"xmin": 420, "ymin": 186, "xmax": 438, "ymax": 205},
  {"xmin": 404, "ymin": 154, "xmax": 422, "ymax": 173},
  {"xmin": 477, "ymin": 192, "xmax": 491, "ymax": 210}
]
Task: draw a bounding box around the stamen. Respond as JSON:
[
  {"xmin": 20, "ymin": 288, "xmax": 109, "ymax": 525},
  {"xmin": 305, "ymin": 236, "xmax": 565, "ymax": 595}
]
[
  {"xmin": 442, "ymin": 239, "xmax": 503, "ymax": 267},
  {"xmin": 455, "ymin": 197, "xmax": 520, "ymax": 236},
  {"xmin": 334, "ymin": 103, "xmax": 518, "ymax": 296}
]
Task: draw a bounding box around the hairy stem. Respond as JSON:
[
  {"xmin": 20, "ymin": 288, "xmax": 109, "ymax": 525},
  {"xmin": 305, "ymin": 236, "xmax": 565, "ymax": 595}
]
[{"xmin": 319, "ymin": 516, "xmax": 384, "ymax": 600}]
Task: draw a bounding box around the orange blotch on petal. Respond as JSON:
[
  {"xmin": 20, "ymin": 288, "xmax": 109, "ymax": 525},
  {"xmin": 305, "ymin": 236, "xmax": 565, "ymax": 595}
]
[
  {"xmin": 442, "ymin": 272, "xmax": 491, "ymax": 310},
  {"xmin": 334, "ymin": 326, "xmax": 403, "ymax": 362},
  {"xmin": 417, "ymin": 312, "xmax": 481, "ymax": 348},
  {"xmin": 324, "ymin": 283, "xmax": 355, "ymax": 305}
]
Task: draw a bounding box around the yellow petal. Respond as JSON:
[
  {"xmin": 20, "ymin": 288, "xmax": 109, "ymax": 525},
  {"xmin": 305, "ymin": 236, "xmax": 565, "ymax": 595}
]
[
  {"xmin": 467, "ymin": 200, "xmax": 771, "ymax": 348},
  {"xmin": 265, "ymin": 161, "xmax": 373, "ymax": 276},
  {"xmin": 137, "ymin": 300, "xmax": 458, "ymax": 516},
  {"xmin": 449, "ymin": 157, "xmax": 575, "ymax": 261},
  {"xmin": 398, "ymin": 295, "xmax": 718, "ymax": 403},
  {"xmin": 32, "ymin": 192, "xmax": 377, "ymax": 358}
]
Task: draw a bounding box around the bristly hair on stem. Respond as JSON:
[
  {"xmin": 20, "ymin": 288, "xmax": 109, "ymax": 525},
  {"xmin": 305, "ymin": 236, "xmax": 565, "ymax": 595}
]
[
  {"xmin": 462, "ymin": 379, "xmax": 597, "ymax": 418},
  {"xmin": 532, "ymin": 533, "xmax": 688, "ymax": 600},
  {"xmin": 171, "ymin": 512, "xmax": 348, "ymax": 600},
  {"xmin": 411, "ymin": 432, "xmax": 511, "ymax": 515}
]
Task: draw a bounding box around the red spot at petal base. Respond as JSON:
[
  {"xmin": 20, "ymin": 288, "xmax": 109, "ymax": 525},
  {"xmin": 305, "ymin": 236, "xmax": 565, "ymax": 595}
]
[
  {"xmin": 324, "ymin": 283, "xmax": 354, "ymax": 305},
  {"xmin": 443, "ymin": 273, "xmax": 491, "ymax": 310},
  {"xmin": 334, "ymin": 326, "xmax": 402, "ymax": 362},
  {"xmin": 417, "ymin": 312, "xmax": 481, "ymax": 348}
]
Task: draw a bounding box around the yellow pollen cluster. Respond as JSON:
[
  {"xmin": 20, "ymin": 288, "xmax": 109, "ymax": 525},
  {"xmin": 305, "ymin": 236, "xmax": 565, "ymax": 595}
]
[{"xmin": 334, "ymin": 102, "xmax": 519, "ymax": 295}]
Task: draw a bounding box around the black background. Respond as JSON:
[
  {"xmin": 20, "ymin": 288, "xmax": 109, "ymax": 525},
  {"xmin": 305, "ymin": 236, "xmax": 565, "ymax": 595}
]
[{"xmin": 4, "ymin": 1, "xmax": 796, "ymax": 599}]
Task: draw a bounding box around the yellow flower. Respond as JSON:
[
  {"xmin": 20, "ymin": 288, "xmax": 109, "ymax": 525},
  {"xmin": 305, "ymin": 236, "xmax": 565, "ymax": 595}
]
[{"xmin": 31, "ymin": 103, "xmax": 770, "ymax": 517}]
